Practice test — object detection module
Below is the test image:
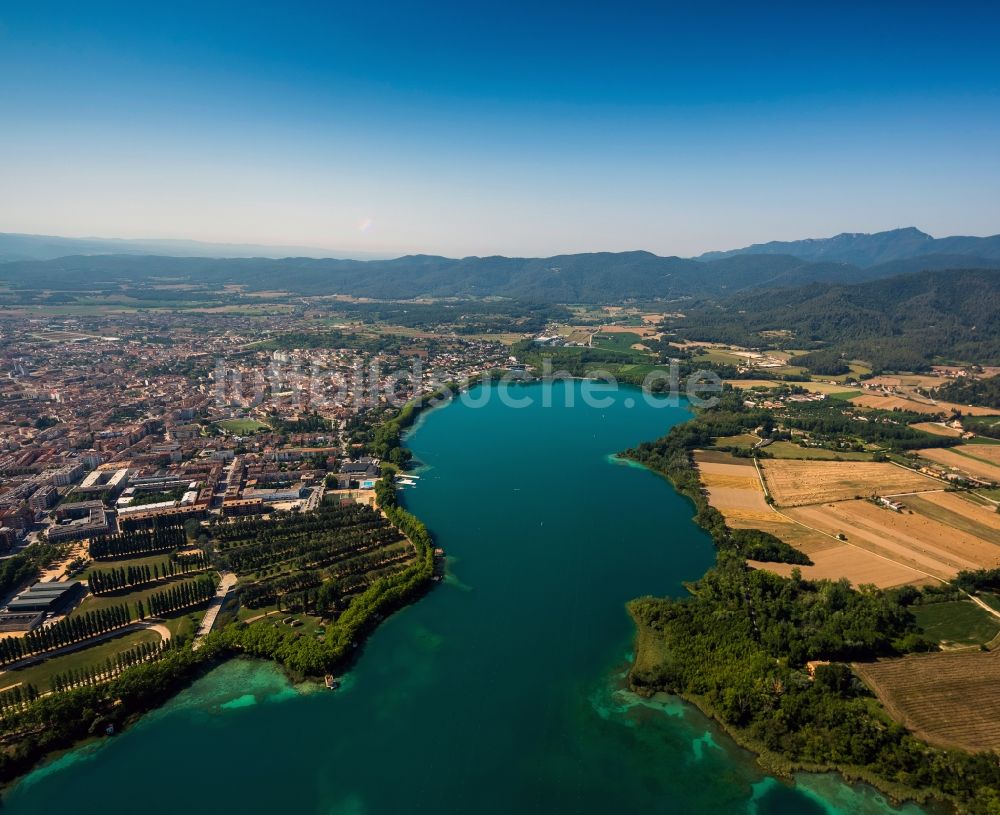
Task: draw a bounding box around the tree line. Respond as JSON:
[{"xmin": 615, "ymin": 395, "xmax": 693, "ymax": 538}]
[
  {"xmin": 0, "ymin": 604, "xmax": 132, "ymax": 666},
  {"xmin": 49, "ymin": 638, "xmax": 169, "ymax": 693},
  {"xmin": 0, "ymin": 684, "xmax": 41, "ymax": 717},
  {"xmin": 89, "ymin": 524, "xmax": 185, "ymax": 559},
  {"xmin": 145, "ymin": 576, "xmax": 215, "ymax": 617},
  {"xmin": 89, "ymin": 552, "xmax": 209, "ymax": 595},
  {"xmin": 931, "ymin": 373, "xmax": 1000, "ymax": 410}
]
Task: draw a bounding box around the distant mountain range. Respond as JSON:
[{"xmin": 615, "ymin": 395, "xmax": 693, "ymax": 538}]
[
  {"xmin": 0, "ymin": 232, "xmax": 375, "ymax": 262},
  {"xmin": 698, "ymin": 226, "xmax": 1000, "ymax": 267},
  {"xmin": 0, "ymin": 227, "xmax": 998, "ymax": 304}
]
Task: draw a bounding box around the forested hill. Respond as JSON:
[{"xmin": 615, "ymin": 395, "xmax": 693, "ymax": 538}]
[
  {"xmin": 2, "ymin": 248, "xmax": 997, "ymax": 304},
  {"xmin": 932, "ymin": 374, "xmax": 1000, "ymax": 410},
  {"xmin": 699, "ymin": 227, "xmax": 1000, "ymax": 267},
  {"xmin": 673, "ymin": 268, "xmax": 1000, "ymax": 371}
]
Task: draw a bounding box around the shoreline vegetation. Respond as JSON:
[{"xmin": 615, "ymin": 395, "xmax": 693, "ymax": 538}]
[{"xmin": 624, "ymin": 389, "xmax": 1000, "ymax": 814}]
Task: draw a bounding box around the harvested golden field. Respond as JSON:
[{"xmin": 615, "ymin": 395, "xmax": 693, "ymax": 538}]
[
  {"xmin": 904, "ymin": 492, "xmax": 1000, "ymax": 542},
  {"xmin": 852, "ymin": 392, "xmax": 998, "ymax": 416},
  {"xmin": 695, "ymin": 453, "xmax": 772, "ymax": 520},
  {"xmin": 959, "ymin": 444, "xmax": 1000, "ymax": 466},
  {"xmin": 918, "ymin": 447, "xmax": 1000, "ymax": 483},
  {"xmin": 597, "ymin": 325, "xmax": 659, "ymax": 337},
  {"xmin": 723, "ymin": 379, "xmax": 780, "ymax": 390},
  {"xmin": 785, "ymin": 500, "xmax": 1000, "ymax": 580},
  {"xmin": 911, "ymin": 421, "xmax": 962, "ymax": 437},
  {"xmin": 759, "ymin": 460, "xmax": 938, "ymax": 507},
  {"xmin": 752, "ymin": 541, "xmax": 932, "ymax": 589},
  {"xmin": 724, "ymin": 379, "xmax": 859, "ymax": 395},
  {"xmin": 697, "ymin": 453, "xmax": 947, "ymax": 587},
  {"xmin": 865, "ymin": 374, "xmax": 952, "ymax": 390},
  {"xmin": 854, "ymin": 650, "xmax": 1000, "ymax": 751}
]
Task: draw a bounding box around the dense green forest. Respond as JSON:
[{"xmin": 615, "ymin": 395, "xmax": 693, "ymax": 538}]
[
  {"xmin": 960, "ymin": 415, "xmax": 1000, "ymax": 440},
  {"xmin": 931, "ymin": 374, "xmax": 1000, "ymax": 409},
  {"xmin": 671, "ymin": 268, "xmax": 1000, "ymax": 370},
  {"xmin": 778, "ymin": 401, "xmax": 960, "ymax": 451}
]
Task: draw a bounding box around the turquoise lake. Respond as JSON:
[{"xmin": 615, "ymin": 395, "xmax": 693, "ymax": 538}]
[{"xmin": 4, "ymin": 381, "xmax": 925, "ymax": 814}]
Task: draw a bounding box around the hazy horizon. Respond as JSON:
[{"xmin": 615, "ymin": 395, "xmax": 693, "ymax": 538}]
[
  {"xmin": 1, "ymin": 1, "xmax": 998, "ymax": 256},
  {"xmin": 4, "ymin": 224, "xmax": 1000, "ymax": 263}
]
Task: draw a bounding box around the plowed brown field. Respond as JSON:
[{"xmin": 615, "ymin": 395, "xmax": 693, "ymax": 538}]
[{"xmin": 855, "ymin": 650, "xmax": 1000, "ymax": 751}]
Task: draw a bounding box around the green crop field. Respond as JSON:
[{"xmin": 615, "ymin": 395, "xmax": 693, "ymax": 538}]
[
  {"xmin": 763, "ymin": 441, "xmax": 874, "ymax": 461},
  {"xmin": 912, "ymin": 600, "xmax": 1000, "ymax": 647}
]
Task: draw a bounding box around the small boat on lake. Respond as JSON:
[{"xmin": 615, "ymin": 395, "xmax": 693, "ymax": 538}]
[{"xmin": 325, "ymin": 675, "xmax": 340, "ymax": 690}]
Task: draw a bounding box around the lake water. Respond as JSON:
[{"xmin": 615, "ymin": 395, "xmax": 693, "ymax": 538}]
[{"xmin": 4, "ymin": 381, "xmax": 924, "ymax": 814}]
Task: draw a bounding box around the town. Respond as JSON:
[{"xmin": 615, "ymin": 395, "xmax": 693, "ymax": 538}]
[{"xmin": 0, "ymin": 307, "xmax": 509, "ymax": 717}]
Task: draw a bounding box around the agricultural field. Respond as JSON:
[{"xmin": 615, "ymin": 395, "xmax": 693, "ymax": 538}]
[
  {"xmin": 722, "ymin": 379, "xmax": 779, "ymax": 390},
  {"xmin": 911, "ymin": 600, "xmax": 1000, "ymax": 648},
  {"xmin": 595, "ymin": 324, "xmax": 660, "ymax": 338},
  {"xmin": 713, "ymin": 433, "xmax": 759, "ymax": 450},
  {"xmin": 854, "ymin": 649, "xmax": 1000, "ymax": 752},
  {"xmin": 785, "ymin": 500, "xmax": 1000, "ymax": 580},
  {"xmin": 691, "ymin": 347, "xmax": 751, "ymax": 366},
  {"xmin": 592, "ymin": 331, "xmax": 646, "ymax": 352},
  {"xmin": 757, "ymin": 539, "xmax": 931, "ymax": 589},
  {"xmin": 866, "ymin": 374, "xmax": 952, "ymax": 391},
  {"xmin": 696, "ymin": 454, "xmax": 769, "ymax": 520},
  {"xmin": 724, "ymin": 379, "xmax": 860, "ymax": 396},
  {"xmin": 852, "ymin": 392, "xmax": 998, "ymax": 416},
  {"xmin": 902, "ymin": 492, "xmax": 1000, "ymax": 543},
  {"xmin": 963, "ymin": 445, "xmax": 1000, "ymax": 466},
  {"xmin": 911, "ymin": 421, "xmax": 963, "ymax": 438},
  {"xmin": 762, "ymin": 441, "xmax": 874, "ymax": 461},
  {"xmin": 917, "ymin": 446, "xmax": 1000, "ymax": 483},
  {"xmin": 759, "ymin": 459, "xmax": 938, "ymax": 507},
  {"xmin": 552, "ymin": 325, "xmax": 594, "ymax": 344},
  {"xmin": 695, "ymin": 451, "xmax": 934, "ymax": 588}
]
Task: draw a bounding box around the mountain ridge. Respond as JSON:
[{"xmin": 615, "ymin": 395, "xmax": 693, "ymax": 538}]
[
  {"xmin": 698, "ymin": 226, "xmax": 1000, "ymax": 267},
  {"xmin": 2, "ymin": 249, "xmax": 1000, "ymax": 304}
]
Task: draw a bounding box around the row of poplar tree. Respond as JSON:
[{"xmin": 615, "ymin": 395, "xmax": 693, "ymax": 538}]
[
  {"xmin": 0, "ymin": 576, "xmax": 217, "ymax": 666},
  {"xmin": 89, "ymin": 524, "xmax": 186, "ymax": 559},
  {"xmin": 89, "ymin": 551, "xmax": 209, "ymax": 595},
  {"xmin": 0, "ymin": 603, "xmax": 132, "ymax": 666},
  {"xmin": 49, "ymin": 638, "xmax": 170, "ymax": 693}
]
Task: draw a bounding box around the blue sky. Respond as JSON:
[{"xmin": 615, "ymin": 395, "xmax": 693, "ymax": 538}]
[{"xmin": 1, "ymin": 0, "xmax": 998, "ymax": 256}]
